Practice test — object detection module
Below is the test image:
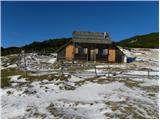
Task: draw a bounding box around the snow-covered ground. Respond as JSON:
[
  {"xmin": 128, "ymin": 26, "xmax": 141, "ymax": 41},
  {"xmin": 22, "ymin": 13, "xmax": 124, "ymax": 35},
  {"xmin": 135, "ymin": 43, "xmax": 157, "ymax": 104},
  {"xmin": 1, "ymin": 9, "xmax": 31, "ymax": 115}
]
[
  {"xmin": 16, "ymin": 53, "xmax": 57, "ymax": 71},
  {"xmin": 1, "ymin": 48, "xmax": 159, "ymax": 119}
]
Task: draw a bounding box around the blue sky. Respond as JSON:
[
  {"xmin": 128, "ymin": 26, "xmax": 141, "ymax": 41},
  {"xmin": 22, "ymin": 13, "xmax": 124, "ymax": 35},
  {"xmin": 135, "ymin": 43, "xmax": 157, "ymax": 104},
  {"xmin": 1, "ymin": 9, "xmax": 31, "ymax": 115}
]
[{"xmin": 1, "ymin": 1, "xmax": 159, "ymax": 48}]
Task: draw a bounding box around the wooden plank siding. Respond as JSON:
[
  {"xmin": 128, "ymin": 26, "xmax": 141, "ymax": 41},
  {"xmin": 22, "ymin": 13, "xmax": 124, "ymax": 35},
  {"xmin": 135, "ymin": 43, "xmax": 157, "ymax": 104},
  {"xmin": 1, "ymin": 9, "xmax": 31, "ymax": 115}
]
[
  {"xmin": 65, "ymin": 45, "xmax": 75, "ymax": 61},
  {"xmin": 57, "ymin": 42, "xmax": 125, "ymax": 63},
  {"xmin": 108, "ymin": 48, "xmax": 116, "ymax": 63},
  {"xmin": 72, "ymin": 31, "xmax": 112, "ymax": 44},
  {"xmin": 55, "ymin": 31, "xmax": 126, "ymax": 63}
]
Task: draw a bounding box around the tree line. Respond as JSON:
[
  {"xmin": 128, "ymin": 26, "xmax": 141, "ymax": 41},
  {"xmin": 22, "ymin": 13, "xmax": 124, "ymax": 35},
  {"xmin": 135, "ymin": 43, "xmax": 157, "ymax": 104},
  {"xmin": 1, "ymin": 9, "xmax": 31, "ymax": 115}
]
[
  {"xmin": 1, "ymin": 32, "xmax": 159, "ymax": 56},
  {"xmin": 1, "ymin": 38, "xmax": 71, "ymax": 56},
  {"xmin": 116, "ymin": 32, "xmax": 159, "ymax": 48}
]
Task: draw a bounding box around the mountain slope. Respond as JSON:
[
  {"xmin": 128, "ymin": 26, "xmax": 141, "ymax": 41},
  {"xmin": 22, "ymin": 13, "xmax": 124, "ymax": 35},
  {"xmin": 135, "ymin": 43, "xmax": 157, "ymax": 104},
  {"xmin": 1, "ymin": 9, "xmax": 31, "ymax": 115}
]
[
  {"xmin": 1, "ymin": 38, "xmax": 71, "ymax": 56},
  {"xmin": 2, "ymin": 32, "xmax": 159, "ymax": 56},
  {"xmin": 116, "ymin": 32, "xmax": 159, "ymax": 48}
]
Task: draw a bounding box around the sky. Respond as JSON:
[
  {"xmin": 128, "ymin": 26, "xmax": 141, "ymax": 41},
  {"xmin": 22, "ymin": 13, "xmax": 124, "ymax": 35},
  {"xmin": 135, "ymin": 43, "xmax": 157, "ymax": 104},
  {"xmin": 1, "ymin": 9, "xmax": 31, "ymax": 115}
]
[{"xmin": 1, "ymin": 1, "xmax": 159, "ymax": 48}]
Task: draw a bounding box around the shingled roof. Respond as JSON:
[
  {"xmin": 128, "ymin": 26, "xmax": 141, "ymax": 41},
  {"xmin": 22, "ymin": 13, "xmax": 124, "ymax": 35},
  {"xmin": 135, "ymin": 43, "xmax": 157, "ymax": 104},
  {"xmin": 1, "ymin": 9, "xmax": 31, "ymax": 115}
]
[{"xmin": 72, "ymin": 31, "xmax": 112, "ymax": 44}]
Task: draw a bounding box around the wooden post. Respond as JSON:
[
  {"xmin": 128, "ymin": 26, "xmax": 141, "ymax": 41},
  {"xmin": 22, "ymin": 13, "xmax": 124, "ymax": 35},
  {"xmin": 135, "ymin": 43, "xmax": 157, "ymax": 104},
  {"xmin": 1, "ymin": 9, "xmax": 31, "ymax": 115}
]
[
  {"xmin": 148, "ymin": 69, "xmax": 150, "ymax": 78},
  {"xmin": 61, "ymin": 65, "xmax": 64, "ymax": 75},
  {"xmin": 95, "ymin": 66, "xmax": 97, "ymax": 77},
  {"xmin": 94, "ymin": 44, "xmax": 96, "ymax": 64},
  {"xmin": 23, "ymin": 50, "xmax": 28, "ymax": 79},
  {"xmin": 108, "ymin": 64, "xmax": 109, "ymax": 77},
  {"xmin": 86, "ymin": 49, "xmax": 88, "ymax": 63}
]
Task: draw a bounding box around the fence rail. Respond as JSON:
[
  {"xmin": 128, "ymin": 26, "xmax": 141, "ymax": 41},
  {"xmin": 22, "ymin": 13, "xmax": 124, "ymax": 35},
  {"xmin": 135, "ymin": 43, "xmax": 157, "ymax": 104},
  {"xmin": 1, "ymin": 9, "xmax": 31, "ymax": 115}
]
[{"xmin": 17, "ymin": 52, "xmax": 158, "ymax": 79}]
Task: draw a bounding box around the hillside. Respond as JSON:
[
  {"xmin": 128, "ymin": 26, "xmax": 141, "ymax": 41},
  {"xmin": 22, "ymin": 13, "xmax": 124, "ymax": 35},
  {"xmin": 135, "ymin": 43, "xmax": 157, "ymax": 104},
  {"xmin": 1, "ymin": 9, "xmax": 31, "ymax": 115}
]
[
  {"xmin": 1, "ymin": 32, "xmax": 159, "ymax": 56},
  {"xmin": 1, "ymin": 38, "xmax": 71, "ymax": 56},
  {"xmin": 116, "ymin": 32, "xmax": 159, "ymax": 48}
]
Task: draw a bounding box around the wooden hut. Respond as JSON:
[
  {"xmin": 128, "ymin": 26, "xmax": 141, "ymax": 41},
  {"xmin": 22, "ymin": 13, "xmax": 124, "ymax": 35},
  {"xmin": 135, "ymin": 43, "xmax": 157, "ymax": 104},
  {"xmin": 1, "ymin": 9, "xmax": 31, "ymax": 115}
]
[{"xmin": 55, "ymin": 31, "xmax": 125, "ymax": 63}]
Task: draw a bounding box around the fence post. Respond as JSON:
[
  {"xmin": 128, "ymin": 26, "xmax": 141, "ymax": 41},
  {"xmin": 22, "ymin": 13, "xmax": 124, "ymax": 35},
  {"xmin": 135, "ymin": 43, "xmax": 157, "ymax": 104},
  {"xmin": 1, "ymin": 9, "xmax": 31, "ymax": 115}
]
[
  {"xmin": 61, "ymin": 65, "xmax": 64, "ymax": 75},
  {"xmin": 108, "ymin": 70, "xmax": 109, "ymax": 77},
  {"xmin": 148, "ymin": 69, "xmax": 150, "ymax": 78},
  {"xmin": 95, "ymin": 66, "xmax": 97, "ymax": 77},
  {"xmin": 23, "ymin": 50, "xmax": 28, "ymax": 79},
  {"xmin": 108, "ymin": 64, "xmax": 109, "ymax": 77}
]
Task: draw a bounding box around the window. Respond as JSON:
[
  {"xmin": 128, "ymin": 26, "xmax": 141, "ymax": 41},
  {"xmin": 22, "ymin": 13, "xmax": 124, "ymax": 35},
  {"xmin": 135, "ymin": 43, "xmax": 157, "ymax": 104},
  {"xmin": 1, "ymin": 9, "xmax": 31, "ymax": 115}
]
[
  {"xmin": 95, "ymin": 48, "xmax": 99, "ymax": 54},
  {"xmin": 75, "ymin": 47, "xmax": 79, "ymax": 54},
  {"xmin": 84, "ymin": 48, "xmax": 88, "ymax": 54},
  {"xmin": 103, "ymin": 49, "xmax": 108, "ymax": 55}
]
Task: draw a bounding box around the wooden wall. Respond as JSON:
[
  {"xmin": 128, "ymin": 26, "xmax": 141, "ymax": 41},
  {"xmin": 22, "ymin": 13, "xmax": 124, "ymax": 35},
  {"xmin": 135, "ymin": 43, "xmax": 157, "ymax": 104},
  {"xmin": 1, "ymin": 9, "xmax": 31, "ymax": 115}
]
[
  {"xmin": 108, "ymin": 48, "xmax": 116, "ymax": 63},
  {"xmin": 65, "ymin": 45, "xmax": 75, "ymax": 61},
  {"xmin": 57, "ymin": 42, "xmax": 124, "ymax": 63}
]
